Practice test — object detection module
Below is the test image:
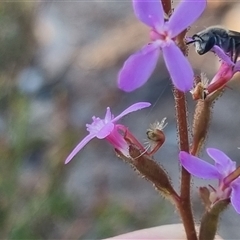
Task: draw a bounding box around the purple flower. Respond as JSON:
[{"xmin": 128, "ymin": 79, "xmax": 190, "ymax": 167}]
[
  {"xmin": 179, "ymin": 148, "xmax": 240, "ymax": 214},
  {"xmin": 202, "ymin": 45, "xmax": 240, "ymax": 95},
  {"xmin": 118, "ymin": 0, "xmax": 206, "ymax": 92},
  {"xmin": 65, "ymin": 102, "xmax": 151, "ymax": 164}
]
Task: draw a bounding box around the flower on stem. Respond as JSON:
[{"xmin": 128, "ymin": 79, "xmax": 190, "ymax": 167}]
[
  {"xmin": 179, "ymin": 148, "xmax": 240, "ymax": 214},
  {"xmin": 65, "ymin": 102, "xmax": 150, "ymax": 164},
  {"xmin": 205, "ymin": 60, "xmax": 240, "ymax": 96},
  {"xmin": 118, "ymin": 0, "xmax": 206, "ymax": 92},
  {"xmin": 190, "ymin": 59, "xmax": 240, "ymax": 100}
]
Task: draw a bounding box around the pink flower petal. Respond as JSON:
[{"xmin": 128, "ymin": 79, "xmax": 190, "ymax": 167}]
[
  {"xmin": 96, "ymin": 122, "xmax": 114, "ymax": 139},
  {"xmin": 167, "ymin": 0, "xmax": 206, "ymax": 37},
  {"xmin": 132, "ymin": 0, "xmax": 164, "ymax": 29},
  {"xmin": 231, "ymin": 179, "xmax": 240, "ymax": 214},
  {"xmin": 207, "ymin": 148, "xmax": 236, "ymax": 175},
  {"xmin": 118, "ymin": 43, "xmax": 160, "ymax": 92},
  {"xmin": 179, "ymin": 151, "xmax": 221, "ymax": 179},
  {"xmin": 113, "ymin": 102, "xmax": 151, "ymax": 122},
  {"xmin": 162, "ymin": 41, "xmax": 193, "ymax": 91},
  {"xmin": 65, "ymin": 133, "xmax": 96, "ymax": 164},
  {"xmin": 105, "ymin": 125, "xmax": 129, "ymax": 155}
]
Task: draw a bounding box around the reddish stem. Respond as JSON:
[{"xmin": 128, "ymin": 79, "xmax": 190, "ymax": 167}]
[
  {"xmin": 161, "ymin": 0, "xmax": 172, "ymax": 15},
  {"xmin": 173, "ymin": 89, "xmax": 197, "ymax": 240},
  {"xmin": 161, "ymin": 0, "xmax": 196, "ymax": 238}
]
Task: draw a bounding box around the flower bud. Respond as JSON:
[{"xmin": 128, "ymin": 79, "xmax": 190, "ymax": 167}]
[
  {"xmin": 116, "ymin": 145, "xmax": 178, "ymax": 200},
  {"xmin": 191, "ymin": 99, "xmax": 211, "ymax": 155}
]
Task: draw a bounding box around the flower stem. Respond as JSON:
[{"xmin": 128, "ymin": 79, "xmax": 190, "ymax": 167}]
[
  {"xmin": 173, "ymin": 88, "xmax": 197, "ymax": 240},
  {"xmin": 161, "ymin": 0, "xmax": 171, "ymax": 15},
  {"xmin": 199, "ymin": 199, "xmax": 229, "ymax": 240}
]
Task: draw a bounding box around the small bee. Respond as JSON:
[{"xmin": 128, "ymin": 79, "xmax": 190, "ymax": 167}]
[{"xmin": 187, "ymin": 26, "xmax": 240, "ymax": 63}]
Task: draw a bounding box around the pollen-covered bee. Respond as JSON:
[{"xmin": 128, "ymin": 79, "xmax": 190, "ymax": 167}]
[{"xmin": 187, "ymin": 26, "xmax": 240, "ymax": 63}]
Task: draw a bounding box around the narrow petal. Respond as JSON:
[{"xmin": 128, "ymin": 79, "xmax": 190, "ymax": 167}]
[
  {"xmin": 179, "ymin": 151, "xmax": 221, "ymax": 179},
  {"xmin": 207, "ymin": 148, "xmax": 236, "ymax": 175},
  {"xmin": 167, "ymin": 0, "xmax": 206, "ymax": 37},
  {"xmin": 207, "ymin": 148, "xmax": 233, "ymax": 166},
  {"xmin": 231, "ymin": 179, "xmax": 240, "ymax": 214},
  {"xmin": 162, "ymin": 42, "xmax": 193, "ymax": 91},
  {"xmin": 104, "ymin": 107, "xmax": 113, "ymax": 122},
  {"xmin": 133, "ymin": 0, "xmax": 164, "ymax": 29},
  {"xmin": 212, "ymin": 46, "xmax": 234, "ymax": 66},
  {"xmin": 65, "ymin": 133, "xmax": 96, "ymax": 164},
  {"xmin": 118, "ymin": 44, "xmax": 160, "ymax": 92},
  {"xmin": 113, "ymin": 102, "xmax": 151, "ymax": 122}
]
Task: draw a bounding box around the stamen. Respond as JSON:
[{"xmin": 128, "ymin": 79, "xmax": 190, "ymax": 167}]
[
  {"xmin": 190, "ymin": 73, "xmax": 209, "ymax": 100},
  {"xmin": 145, "ymin": 118, "xmax": 167, "ymax": 155}
]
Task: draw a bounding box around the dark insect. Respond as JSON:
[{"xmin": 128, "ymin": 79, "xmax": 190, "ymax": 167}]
[{"xmin": 187, "ymin": 26, "xmax": 240, "ymax": 63}]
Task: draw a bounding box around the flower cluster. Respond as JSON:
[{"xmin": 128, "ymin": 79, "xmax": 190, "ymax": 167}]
[
  {"xmin": 65, "ymin": 0, "xmax": 240, "ymax": 238},
  {"xmin": 66, "ymin": 0, "xmax": 207, "ymax": 163}
]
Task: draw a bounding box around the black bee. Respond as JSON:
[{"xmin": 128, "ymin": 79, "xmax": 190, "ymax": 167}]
[{"xmin": 187, "ymin": 26, "xmax": 240, "ymax": 63}]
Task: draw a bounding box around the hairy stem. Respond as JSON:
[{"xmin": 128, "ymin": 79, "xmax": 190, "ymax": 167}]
[
  {"xmin": 173, "ymin": 88, "xmax": 197, "ymax": 240},
  {"xmin": 161, "ymin": 0, "xmax": 196, "ymax": 238},
  {"xmin": 199, "ymin": 199, "xmax": 229, "ymax": 240}
]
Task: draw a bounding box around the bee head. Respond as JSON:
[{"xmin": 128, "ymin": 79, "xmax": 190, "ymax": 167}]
[{"xmin": 187, "ymin": 31, "xmax": 216, "ymax": 55}]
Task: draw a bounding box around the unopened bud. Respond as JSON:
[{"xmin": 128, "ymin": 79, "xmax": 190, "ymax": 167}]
[
  {"xmin": 128, "ymin": 145, "xmax": 177, "ymax": 198},
  {"xmin": 115, "ymin": 145, "xmax": 178, "ymax": 200},
  {"xmin": 191, "ymin": 99, "xmax": 211, "ymax": 155}
]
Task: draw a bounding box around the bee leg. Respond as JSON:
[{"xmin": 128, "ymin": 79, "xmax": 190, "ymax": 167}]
[
  {"xmin": 230, "ymin": 37, "xmax": 236, "ymax": 62},
  {"xmin": 234, "ymin": 45, "xmax": 240, "ymax": 63}
]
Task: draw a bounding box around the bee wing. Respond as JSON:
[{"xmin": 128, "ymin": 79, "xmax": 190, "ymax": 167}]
[
  {"xmin": 228, "ymin": 30, "xmax": 240, "ymax": 61},
  {"xmin": 228, "ymin": 30, "xmax": 240, "ymax": 40}
]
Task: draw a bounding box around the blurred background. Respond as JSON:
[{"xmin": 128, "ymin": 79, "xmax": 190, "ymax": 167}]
[{"xmin": 1, "ymin": 0, "xmax": 240, "ymax": 239}]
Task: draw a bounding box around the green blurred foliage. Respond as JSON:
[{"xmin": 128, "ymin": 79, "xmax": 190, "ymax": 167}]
[
  {"xmin": 0, "ymin": 3, "xmax": 76, "ymax": 239},
  {"xmin": 0, "ymin": 3, "xmax": 35, "ymax": 73},
  {"xmin": 0, "ymin": 2, "xmax": 171, "ymax": 239}
]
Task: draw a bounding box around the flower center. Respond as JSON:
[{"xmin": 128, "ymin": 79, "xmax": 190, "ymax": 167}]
[
  {"xmin": 86, "ymin": 117, "xmax": 106, "ymax": 134},
  {"xmin": 150, "ymin": 29, "xmax": 171, "ymax": 43}
]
